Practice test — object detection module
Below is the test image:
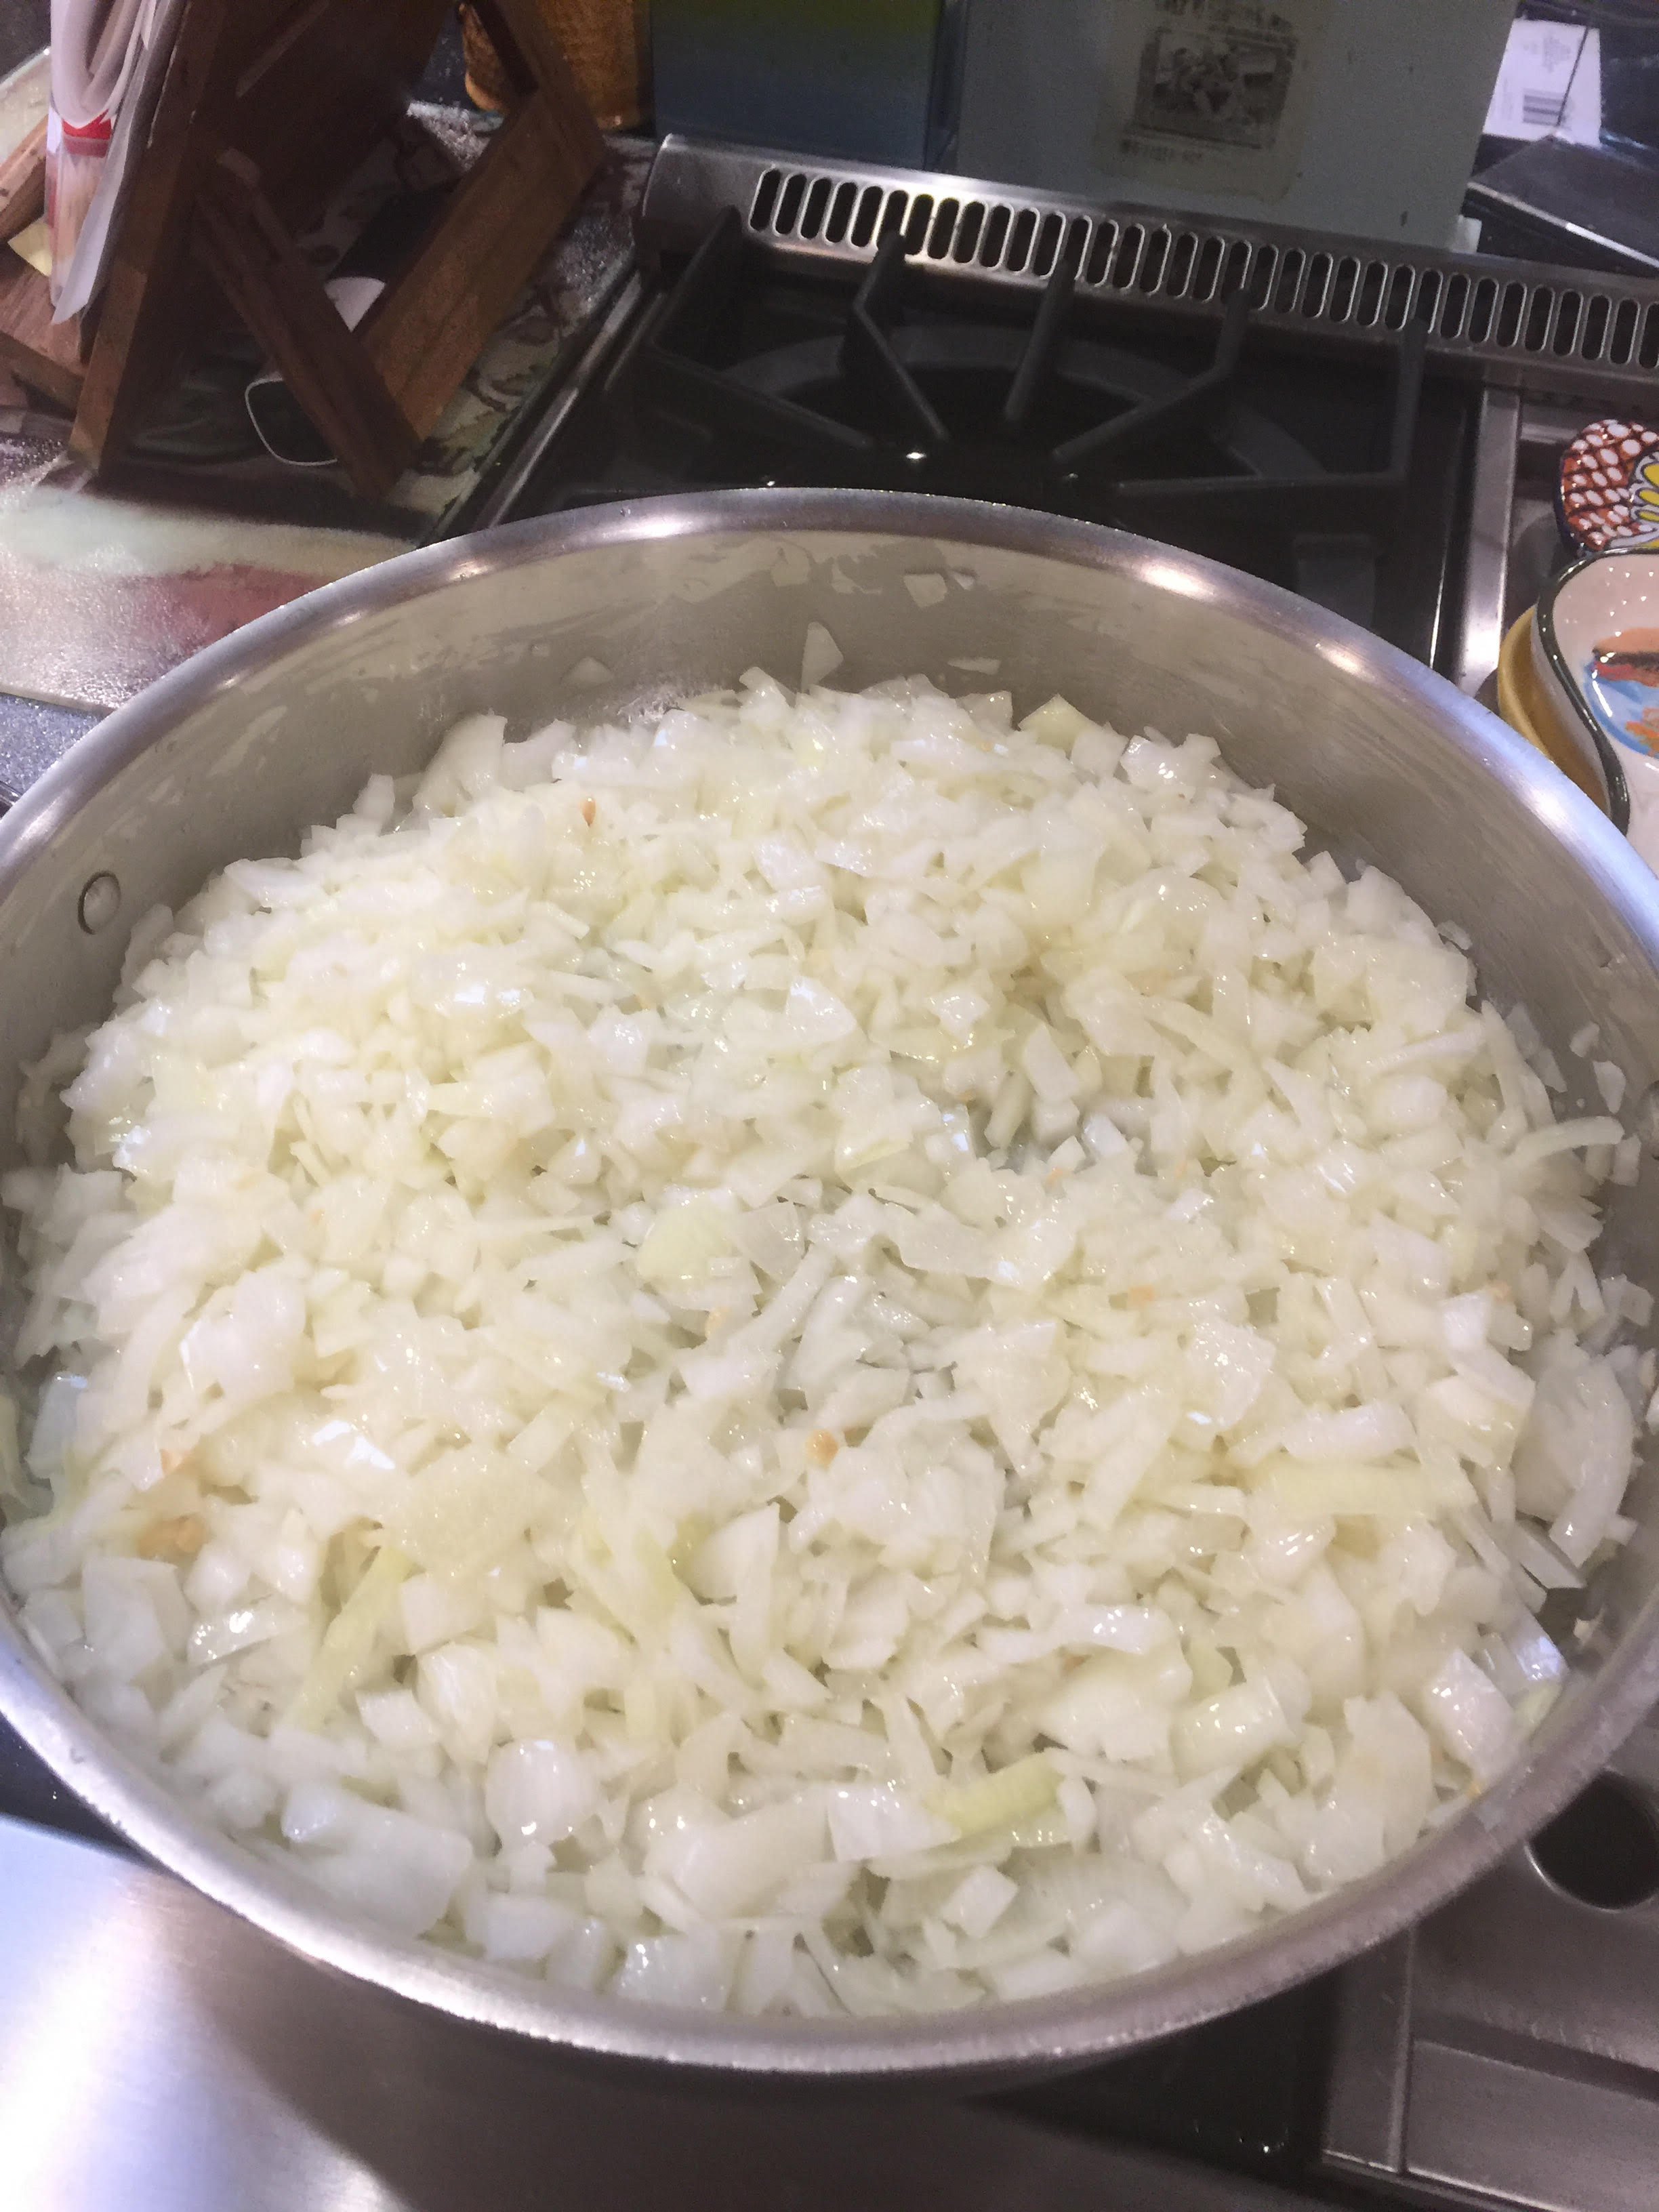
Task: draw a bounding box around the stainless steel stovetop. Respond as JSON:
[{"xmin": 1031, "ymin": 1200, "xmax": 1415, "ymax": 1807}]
[
  {"xmin": 0, "ymin": 1811, "xmax": 1315, "ymax": 2212},
  {"xmin": 3, "ymin": 137, "xmax": 1659, "ymax": 2212}
]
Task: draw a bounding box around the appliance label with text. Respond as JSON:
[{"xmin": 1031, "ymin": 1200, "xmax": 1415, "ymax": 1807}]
[{"xmin": 1094, "ymin": 0, "xmax": 1332, "ymax": 201}]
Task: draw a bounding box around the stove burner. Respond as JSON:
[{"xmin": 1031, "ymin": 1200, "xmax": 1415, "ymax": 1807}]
[{"xmin": 629, "ymin": 209, "xmax": 1429, "ymax": 629}]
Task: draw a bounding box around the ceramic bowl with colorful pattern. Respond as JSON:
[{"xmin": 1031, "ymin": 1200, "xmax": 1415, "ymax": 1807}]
[
  {"xmin": 1533, "ymin": 548, "xmax": 1659, "ymax": 867},
  {"xmin": 1557, "ymin": 419, "xmax": 1659, "ymax": 554},
  {"xmin": 1496, "ymin": 607, "xmax": 1618, "ymax": 819}
]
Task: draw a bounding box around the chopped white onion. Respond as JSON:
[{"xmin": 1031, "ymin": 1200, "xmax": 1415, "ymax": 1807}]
[{"xmin": 0, "ymin": 673, "xmax": 1641, "ymax": 2017}]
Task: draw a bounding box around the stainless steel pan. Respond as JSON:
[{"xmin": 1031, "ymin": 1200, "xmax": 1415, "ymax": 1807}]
[{"xmin": 3, "ymin": 489, "xmax": 1657, "ymax": 2084}]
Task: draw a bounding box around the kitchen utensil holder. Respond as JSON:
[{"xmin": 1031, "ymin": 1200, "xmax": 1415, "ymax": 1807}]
[{"xmin": 0, "ymin": 0, "xmax": 601, "ymax": 498}]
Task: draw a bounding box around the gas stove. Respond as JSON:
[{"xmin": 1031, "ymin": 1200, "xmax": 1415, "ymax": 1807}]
[
  {"xmin": 515, "ymin": 203, "xmax": 1464, "ymax": 658},
  {"xmin": 474, "ymin": 134, "xmax": 1659, "ymax": 696},
  {"xmin": 6, "ymin": 134, "xmax": 1659, "ymax": 2212}
]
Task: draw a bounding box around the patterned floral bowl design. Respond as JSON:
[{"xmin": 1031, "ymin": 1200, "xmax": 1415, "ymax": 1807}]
[{"xmin": 1557, "ymin": 418, "xmax": 1659, "ymax": 554}]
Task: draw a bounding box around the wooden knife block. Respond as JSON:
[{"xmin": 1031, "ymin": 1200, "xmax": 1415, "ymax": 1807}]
[
  {"xmin": 0, "ymin": 117, "xmax": 83, "ymax": 409},
  {"xmin": 0, "ymin": 0, "xmax": 601, "ymax": 498}
]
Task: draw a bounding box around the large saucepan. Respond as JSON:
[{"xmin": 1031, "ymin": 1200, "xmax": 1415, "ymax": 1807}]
[{"xmin": 3, "ymin": 490, "xmax": 1658, "ymax": 2085}]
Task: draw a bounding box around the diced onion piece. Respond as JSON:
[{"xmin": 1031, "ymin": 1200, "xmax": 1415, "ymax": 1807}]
[
  {"xmin": 932, "ymin": 1753, "xmax": 1060, "ymax": 1837},
  {"xmin": 283, "ymin": 1545, "xmax": 411, "ymax": 1732}
]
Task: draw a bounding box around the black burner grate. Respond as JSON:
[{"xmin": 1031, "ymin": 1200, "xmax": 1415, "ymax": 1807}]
[{"xmin": 622, "ymin": 208, "xmax": 1446, "ymax": 637}]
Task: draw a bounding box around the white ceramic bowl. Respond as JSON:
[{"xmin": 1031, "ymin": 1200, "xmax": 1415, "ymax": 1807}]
[{"xmin": 1534, "ymin": 548, "xmax": 1659, "ymax": 866}]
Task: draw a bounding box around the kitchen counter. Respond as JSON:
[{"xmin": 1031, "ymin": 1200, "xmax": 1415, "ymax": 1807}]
[
  {"xmin": 0, "ymin": 693, "xmax": 99, "ymax": 800},
  {"xmin": 0, "ymin": 129, "xmax": 649, "ymax": 803}
]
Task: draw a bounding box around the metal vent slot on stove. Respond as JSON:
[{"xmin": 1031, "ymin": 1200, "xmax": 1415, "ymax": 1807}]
[
  {"xmin": 798, "ymin": 177, "xmax": 833, "ymax": 242},
  {"xmin": 1006, "ymin": 208, "xmax": 1039, "ymax": 276},
  {"xmin": 1192, "ymin": 234, "xmax": 1227, "ymax": 303},
  {"xmin": 978, "ymin": 204, "xmax": 1010, "ymax": 270},
  {"xmin": 773, "ymin": 173, "xmax": 807, "ymax": 239},
  {"xmin": 823, "ymin": 180, "xmax": 857, "ymax": 247},
  {"xmin": 1136, "ymin": 228, "xmax": 1172, "ymax": 295},
  {"xmin": 1355, "ymin": 262, "xmax": 1389, "ymax": 328},
  {"xmin": 748, "ymin": 168, "xmax": 781, "ymax": 234},
  {"xmin": 926, "ymin": 200, "xmax": 960, "ymax": 259}
]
